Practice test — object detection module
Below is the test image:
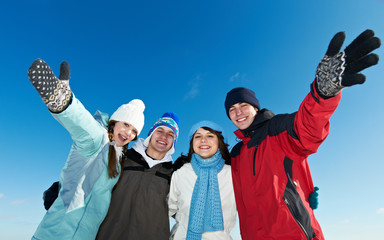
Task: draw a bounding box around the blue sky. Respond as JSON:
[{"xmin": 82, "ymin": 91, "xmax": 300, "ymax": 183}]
[{"xmin": 1, "ymin": 0, "xmax": 384, "ymax": 239}]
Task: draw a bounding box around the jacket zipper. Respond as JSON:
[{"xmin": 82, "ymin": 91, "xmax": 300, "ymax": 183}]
[
  {"xmin": 252, "ymin": 145, "xmax": 258, "ymax": 176},
  {"xmin": 283, "ymin": 195, "xmax": 310, "ymax": 240}
]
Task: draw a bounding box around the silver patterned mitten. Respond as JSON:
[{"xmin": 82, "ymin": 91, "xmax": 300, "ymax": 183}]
[
  {"xmin": 28, "ymin": 59, "xmax": 72, "ymax": 113},
  {"xmin": 315, "ymin": 30, "xmax": 381, "ymax": 98}
]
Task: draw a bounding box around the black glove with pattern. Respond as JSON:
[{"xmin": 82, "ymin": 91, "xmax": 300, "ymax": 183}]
[
  {"xmin": 315, "ymin": 30, "xmax": 381, "ymax": 98},
  {"xmin": 28, "ymin": 59, "xmax": 72, "ymax": 113}
]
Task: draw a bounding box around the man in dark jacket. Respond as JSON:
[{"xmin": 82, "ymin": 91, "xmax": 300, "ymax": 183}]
[
  {"xmin": 96, "ymin": 112, "xmax": 180, "ymax": 240},
  {"xmin": 224, "ymin": 30, "xmax": 380, "ymax": 240}
]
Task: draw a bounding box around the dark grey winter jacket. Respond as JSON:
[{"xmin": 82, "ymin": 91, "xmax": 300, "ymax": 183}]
[{"xmin": 96, "ymin": 148, "xmax": 174, "ymax": 240}]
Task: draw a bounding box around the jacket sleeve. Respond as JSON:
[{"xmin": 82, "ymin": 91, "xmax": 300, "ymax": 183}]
[
  {"xmin": 52, "ymin": 94, "xmax": 105, "ymax": 158},
  {"xmin": 168, "ymin": 170, "xmax": 180, "ymax": 218},
  {"xmin": 289, "ymin": 81, "xmax": 341, "ymax": 158}
]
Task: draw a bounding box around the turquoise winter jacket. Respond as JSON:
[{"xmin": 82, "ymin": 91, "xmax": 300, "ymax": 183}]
[{"xmin": 32, "ymin": 95, "xmax": 120, "ymax": 240}]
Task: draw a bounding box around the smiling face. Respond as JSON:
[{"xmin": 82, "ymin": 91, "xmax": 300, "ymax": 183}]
[
  {"xmin": 112, "ymin": 121, "xmax": 138, "ymax": 147},
  {"xmin": 192, "ymin": 128, "xmax": 219, "ymax": 159},
  {"xmin": 228, "ymin": 102, "xmax": 258, "ymax": 130},
  {"xmin": 146, "ymin": 126, "xmax": 175, "ymax": 159}
]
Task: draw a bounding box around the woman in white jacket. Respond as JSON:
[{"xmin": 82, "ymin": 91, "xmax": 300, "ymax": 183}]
[
  {"xmin": 27, "ymin": 59, "xmax": 145, "ymax": 240},
  {"xmin": 168, "ymin": 121, "xmax": 236, "ymax": 240}
]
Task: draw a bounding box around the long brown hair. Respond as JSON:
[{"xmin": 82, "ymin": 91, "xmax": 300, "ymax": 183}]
[
  {"xmin": 184, "ymin": 126, "xmax": 230, "ymax": 163},
  {"xmin": 107, "ymin": 120, "xmax": 131, "ymax": 178}
]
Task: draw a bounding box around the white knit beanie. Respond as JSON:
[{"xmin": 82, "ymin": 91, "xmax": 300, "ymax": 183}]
[{"xmin": 110, "ymin": 99, "xmax": 145, "ymax": 135}]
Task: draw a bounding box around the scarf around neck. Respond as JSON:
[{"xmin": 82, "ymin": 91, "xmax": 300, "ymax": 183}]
[{"xmin": 187, "ymin": 151, "xmax": 225, "ymax": 240}]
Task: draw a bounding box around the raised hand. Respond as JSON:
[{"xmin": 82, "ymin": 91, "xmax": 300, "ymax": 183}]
[
  {"xmin": 315, "ymin": 30, "xmax": 381, "ymax": 98},
  {"xmin": 28, "ymin": 59, "xmax": 72, "ymax": 113}
]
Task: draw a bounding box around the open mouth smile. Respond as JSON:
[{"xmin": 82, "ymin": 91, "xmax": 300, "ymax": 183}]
[
  {"xmin": 157, "ymin": 140, "xmax": 167, "ymax": 145},
  {"xmin": 199, "ymin": 146, "xmax": 210, "ymax": 149},
  {"xmin": 237, "ymin": 117, "xmax": 247, "ymax": 122},
  {"xmin": 118, "ymin": 134, "xmax": 128, "ymax": 142}
]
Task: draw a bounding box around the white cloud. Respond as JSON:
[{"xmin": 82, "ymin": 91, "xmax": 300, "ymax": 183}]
[
  {"xmin": 184, "ymin": 75, "xmax": 201, "ymax": 100},
  {"xmin": 229, "ymin": 72, "xmax": 248, "ymax": 82},
  {"xmin": 229, "ymin": 72, "xmax": 240, "ymax": 82},
  {"xmin": 11, "ymin": 199, "xmax": 26, "ymax": 205},
  {"xmin": 377, "ymin": 208, "xmax": 384, "ymax": 214},
  {"xmin": 0, "ymin": 193, "xmax": 4, "ymax": 198},
  {"xmin": 342, "ymin": 219, "xmax": 351, "ymax": 224},
  {"xmin": 0, "ymin": 216, "xmax": 14, "ymax": 219}
]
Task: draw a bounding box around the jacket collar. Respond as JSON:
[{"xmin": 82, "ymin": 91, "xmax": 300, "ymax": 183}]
[
  {"xmin": 126, "ymin": 148, "xmax": 174, "ymax": 169},
  {"xmin": 234, "ymin": 108, "xmax": 275, "ymax": 139},
  {"xmin": 131, "ymin": 138, "xmax": 173, "ymax": 168}
]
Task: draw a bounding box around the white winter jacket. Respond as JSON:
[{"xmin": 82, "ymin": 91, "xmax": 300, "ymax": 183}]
[{"xmin": 168, "ymin": 163, "xmax": 237, "ymax": 240}]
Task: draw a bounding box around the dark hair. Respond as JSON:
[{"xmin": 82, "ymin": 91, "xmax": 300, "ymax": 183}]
[
  {"xmin": 107, "ymin": 120, "xmax": 133, "ymax": 178},
  {"xmin": 183, "ymin": 126, "xmax": 230, "ymax": 163}
]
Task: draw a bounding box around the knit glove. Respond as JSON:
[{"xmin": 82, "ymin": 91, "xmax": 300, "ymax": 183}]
[
  {"xmin": 308, "ymin": 186, "xmax": 319, "ymax": 210},
  {"xmin": 28, "ymin": 59, "xmax": 72, "ymax": 113},
  {"xmin": 315, "ymin": 30, "xmax": 381, "ymax": 98}
]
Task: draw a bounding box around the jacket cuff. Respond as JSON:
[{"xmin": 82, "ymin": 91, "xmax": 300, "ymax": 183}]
[{"xmin": 310, "ymin": 80, "xmax": 341, "ymax": 103}]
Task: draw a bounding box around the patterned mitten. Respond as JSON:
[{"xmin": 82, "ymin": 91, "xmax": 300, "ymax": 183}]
[
  {"xmin": 28, "ymin": 59, "xmax": 72, "ymax": 113},
  {"xmin": 315, "ymin": 30, "xmax": 381, "ymax": 98}
]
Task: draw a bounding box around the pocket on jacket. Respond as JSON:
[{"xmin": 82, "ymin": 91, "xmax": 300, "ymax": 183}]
[
  {"xmin": 150, "ymin": 172, "xmax": 170, "ymax": 196},
  {"xmin": 283, "ymin": 157, "xmax": 315, "ymax": 240}
]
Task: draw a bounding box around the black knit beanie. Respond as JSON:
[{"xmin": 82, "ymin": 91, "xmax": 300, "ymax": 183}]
[{"xmin": 225, "ymin": 87, "xmax": 260, "ymax": 118}]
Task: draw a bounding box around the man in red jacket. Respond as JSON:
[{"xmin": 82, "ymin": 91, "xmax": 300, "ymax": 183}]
[{"xmin": 224, "ymin": 30, "xmax": 380, "ymax": 240}]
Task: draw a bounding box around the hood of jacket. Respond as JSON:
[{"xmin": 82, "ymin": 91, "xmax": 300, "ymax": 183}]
[{"xmin": 132, "ymin": 138, "xmax": 173, "ymax": 168}]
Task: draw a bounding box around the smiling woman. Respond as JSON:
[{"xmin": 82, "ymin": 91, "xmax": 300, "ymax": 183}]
[
  {"xmin": 168, "ymin": 121, "xmax": 236, "ymax": 240},
  {"xmin": 192, "ymin": 128, "xmax": 219, "ymax": 159},
  {"xmin": 27, "ymin": 59, "xmax": 145, "ymax": 240},
  {"xmin": 110, "ymin": 121, "xmax": 138, "ymax": 147}
]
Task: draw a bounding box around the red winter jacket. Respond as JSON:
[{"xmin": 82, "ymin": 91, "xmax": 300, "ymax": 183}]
[{"xmin": 230, "ymin": 83, "xmax": 341, "ymax": 240}]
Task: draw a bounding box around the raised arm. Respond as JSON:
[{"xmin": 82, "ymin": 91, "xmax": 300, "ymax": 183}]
[
  {"xmin": 28, "ymin": 59, "xmax": 105, "ymax": 157},
  {"xmin": 315, "ymin": 29, "xmax": 380, "ymax": 98},
  {"xmin": 293, "ymin": 30, "xmax": 380, "ymax": 157}
]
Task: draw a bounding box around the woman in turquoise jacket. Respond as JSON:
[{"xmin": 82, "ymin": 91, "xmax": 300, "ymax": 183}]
[{"xmin": 28, "ymin": 59, "xmax": 145, "ymax": 240}]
